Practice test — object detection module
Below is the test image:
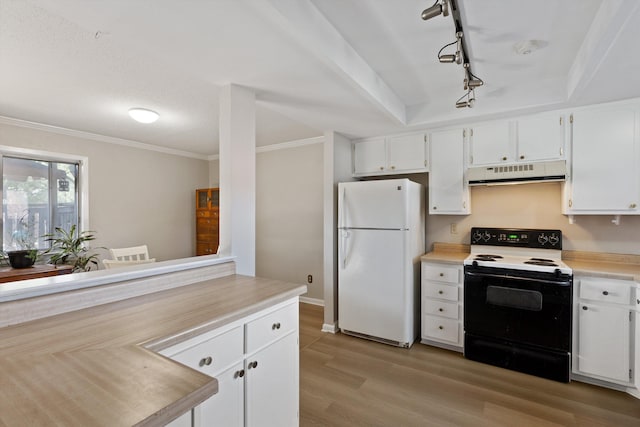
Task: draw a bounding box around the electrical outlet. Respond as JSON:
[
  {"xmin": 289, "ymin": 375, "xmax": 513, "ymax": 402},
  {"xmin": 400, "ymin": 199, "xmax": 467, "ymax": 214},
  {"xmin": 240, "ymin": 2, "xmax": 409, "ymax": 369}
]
[
  {"xmin": 450, "ymin": 223, "xmax": 458, "ymax": 234},
  {"xmin": 307, "ymin": 275, "xmax": 313, "ymax": 284}
]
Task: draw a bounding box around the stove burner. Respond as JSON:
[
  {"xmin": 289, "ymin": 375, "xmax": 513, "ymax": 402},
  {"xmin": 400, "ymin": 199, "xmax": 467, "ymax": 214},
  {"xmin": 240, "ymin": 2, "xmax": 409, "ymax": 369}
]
[
  {"xmin": 529, "ymin": 258, "xmax": 554, "ymax": 262},
  {"xmin": 524, "ymin": 260, "xmax": 558, "ymax": 267},
  {"xmin": 474, "ymin": 254, "xmax": 503, "ymax": 261}
]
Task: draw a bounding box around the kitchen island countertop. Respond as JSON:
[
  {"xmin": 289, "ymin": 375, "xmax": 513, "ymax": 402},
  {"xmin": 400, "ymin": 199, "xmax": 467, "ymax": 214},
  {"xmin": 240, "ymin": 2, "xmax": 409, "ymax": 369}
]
[{"xmin": 0, "ymin": 274, "xmax": 306, "ymax": 426}]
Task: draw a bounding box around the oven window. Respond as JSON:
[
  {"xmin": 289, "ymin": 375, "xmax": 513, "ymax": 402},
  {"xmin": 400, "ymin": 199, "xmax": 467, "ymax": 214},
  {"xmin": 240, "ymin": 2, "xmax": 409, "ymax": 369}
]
[{"xmin": 486, "ymin": 286, "xmax": 543, "ymax": 311}]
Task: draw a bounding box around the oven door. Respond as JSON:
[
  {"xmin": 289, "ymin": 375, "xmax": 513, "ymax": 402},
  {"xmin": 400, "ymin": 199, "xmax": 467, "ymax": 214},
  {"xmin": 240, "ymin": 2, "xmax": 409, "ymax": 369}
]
[{"xmin": 464, "ymin": 266, "xmax": 572, "ymax": 352}]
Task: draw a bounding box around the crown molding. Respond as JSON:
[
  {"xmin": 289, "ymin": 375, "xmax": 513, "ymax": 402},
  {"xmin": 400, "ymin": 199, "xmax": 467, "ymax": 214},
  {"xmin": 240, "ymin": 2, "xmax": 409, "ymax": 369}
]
[{"xmin": 0, "ymin": 116, "xmax": 208, "ymax": 160}]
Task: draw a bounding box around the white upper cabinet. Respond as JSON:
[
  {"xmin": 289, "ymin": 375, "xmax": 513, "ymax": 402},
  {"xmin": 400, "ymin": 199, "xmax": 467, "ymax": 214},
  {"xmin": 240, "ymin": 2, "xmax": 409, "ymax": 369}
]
[
  {"xmin": 429, "ymin": 128, "xmax": 469, "ymax": 215},
  {"xmin": 353, "ymin": 133, "xmax": 427, "ymax": 176},
  {"xmin": 516, "ymin": 113, "xmax": 566, "ymax": 162},
  {"xmin": 469, "ymin": 115, "xmax": 565, "ymax": 166},
  {"xmin": 564, "ymin": 102, "xmax": 640, "ymax": 214},
  {"xmin": 468, "ymin": 120, "xmax": 514, "ymax": 166}
]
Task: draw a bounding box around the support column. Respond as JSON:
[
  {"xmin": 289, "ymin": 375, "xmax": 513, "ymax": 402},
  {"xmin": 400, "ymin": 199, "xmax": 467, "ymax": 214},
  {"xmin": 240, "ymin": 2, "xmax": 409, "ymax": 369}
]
[{"xmin": 219, "ymin": 84, "xmax": 256, "ymax": 276}]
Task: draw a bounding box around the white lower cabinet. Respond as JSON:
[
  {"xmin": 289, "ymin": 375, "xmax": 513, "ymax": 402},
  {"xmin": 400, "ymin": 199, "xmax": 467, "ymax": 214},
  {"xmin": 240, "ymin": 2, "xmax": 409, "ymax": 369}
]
[
  {"xmin": 420, "ymin": 261, "xmax": 463, "ymax": 351},
  {"xmin": 160, "ymin": 299, "xmax": 299, "ymax": 426},
  {"xmin": 573, "ymin": 277, "xmax": 635, "ymax": 386}
]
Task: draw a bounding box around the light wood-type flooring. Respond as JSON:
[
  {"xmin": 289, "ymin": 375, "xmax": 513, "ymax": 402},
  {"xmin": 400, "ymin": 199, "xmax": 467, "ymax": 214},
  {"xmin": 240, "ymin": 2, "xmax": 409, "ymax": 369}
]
[{"xmin": 299, "ymin": 303, "xmax": 640, "ymax": 426}]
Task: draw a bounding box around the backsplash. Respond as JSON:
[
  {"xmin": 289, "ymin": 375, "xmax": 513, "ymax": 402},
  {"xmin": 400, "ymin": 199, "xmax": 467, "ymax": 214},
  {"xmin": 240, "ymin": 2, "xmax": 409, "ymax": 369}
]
[{"xmin": 426, "ymin": 182, "xmax": 640, "ymax": 255}]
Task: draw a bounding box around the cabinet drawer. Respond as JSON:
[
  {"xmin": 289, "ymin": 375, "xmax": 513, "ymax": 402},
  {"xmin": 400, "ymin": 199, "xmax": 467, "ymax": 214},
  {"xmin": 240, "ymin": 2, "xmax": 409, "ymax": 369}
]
[
  {"xmin": 422, "ymin": 315, "xmax": 460, "ymax": 344},
  {"xmin": 166, "ymin": 326, "xmax": 243, "ymax": 376},
  {"xmin": 197, "ymin": 217, "xmax": 219, "ymax": 230},
  {"xmin": 579, "ymin": 278, "xmax": 632, "ymax": 305},
  {"xmin": 245, "ymin": 303, "xmax": 298, "ymax": 354},
  {"xmin": 422, "ymin": 264, "xmax": 459, "ymax": 284},
  {"xmin": 423, "ymin": 298, "xmax": 459, "ymax": 319},
  {"xmin": 423, "ymin": 282, "xmax": 458, "ymax": 302}
]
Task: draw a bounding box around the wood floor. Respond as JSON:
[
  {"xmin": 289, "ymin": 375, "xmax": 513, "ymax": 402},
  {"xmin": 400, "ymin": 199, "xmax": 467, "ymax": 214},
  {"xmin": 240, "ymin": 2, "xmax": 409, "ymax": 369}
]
[{"xmin": 298, "ymin": 303, "xmax": 640, "ymax": 427}]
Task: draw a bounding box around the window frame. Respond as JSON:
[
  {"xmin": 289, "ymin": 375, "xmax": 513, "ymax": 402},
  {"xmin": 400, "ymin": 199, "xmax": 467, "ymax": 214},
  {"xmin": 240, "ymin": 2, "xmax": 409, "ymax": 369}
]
[{"xmin": 0, "ymin": 145, "xmax": 89, "ymax": 251}]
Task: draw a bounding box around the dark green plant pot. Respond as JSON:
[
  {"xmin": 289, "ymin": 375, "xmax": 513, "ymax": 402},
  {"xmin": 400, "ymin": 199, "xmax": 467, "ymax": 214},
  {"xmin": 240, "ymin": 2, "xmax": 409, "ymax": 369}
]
[{"xmin": 7, "ymin": 250, "xmax": 36, "ymax": 269}]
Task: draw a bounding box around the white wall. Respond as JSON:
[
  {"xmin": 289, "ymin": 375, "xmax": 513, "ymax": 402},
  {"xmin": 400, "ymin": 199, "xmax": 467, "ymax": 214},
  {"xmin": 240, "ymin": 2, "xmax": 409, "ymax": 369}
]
[
  {"xmin": 0, "ymin": 122, "xmax": 209, "ymax": 261},
  {"xmin": 427, "ymin": 182, "xmax": 640, "ymax": 254},
  {"xmin": 255, "ymin": 141, "xmax": 324, "ymax": 300}
]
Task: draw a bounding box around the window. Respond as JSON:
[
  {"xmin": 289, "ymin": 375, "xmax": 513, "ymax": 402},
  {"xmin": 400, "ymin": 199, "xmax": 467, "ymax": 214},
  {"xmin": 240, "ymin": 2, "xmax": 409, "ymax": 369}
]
[{"xmin": 2, "ymin": 154, "xmax": 81, "ymax": 251}]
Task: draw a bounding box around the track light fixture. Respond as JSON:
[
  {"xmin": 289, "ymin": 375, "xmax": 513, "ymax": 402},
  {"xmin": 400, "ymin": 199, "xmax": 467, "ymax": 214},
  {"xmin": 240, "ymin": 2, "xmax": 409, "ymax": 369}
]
[
  {"xmin": 421, "ymin": 0, "xmax": 449, "ymax": 20},
  {"xmin": 422, "ymin": 0, "xmax": 484, "ymax": 109}
]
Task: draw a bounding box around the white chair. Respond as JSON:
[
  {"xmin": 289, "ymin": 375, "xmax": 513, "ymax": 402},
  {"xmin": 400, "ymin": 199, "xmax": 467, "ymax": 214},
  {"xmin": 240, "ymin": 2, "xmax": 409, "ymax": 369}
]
[
  {"xmin": 109, "ymin": 245, "xmax": 152, "ymax": 261},
  {"xmin": 103, "ymin": 245, "xmax": 155, "ymax": 269}
]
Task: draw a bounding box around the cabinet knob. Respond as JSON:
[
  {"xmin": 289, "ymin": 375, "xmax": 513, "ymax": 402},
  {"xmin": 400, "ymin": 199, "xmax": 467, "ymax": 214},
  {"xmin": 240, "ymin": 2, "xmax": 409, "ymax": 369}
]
[
  {"xmin": 234, "ymin": 369, "xmax": 245, "ymax": 379},
  {"xmin": 520, "ymin": 155, "xmax": 525, "ymax": 160},
  {"xmin": 199, "ymin": 356, "xmax": 213, "ymax": 367},
  {"xmin": 438, "ymin": 308, "xmax": 443, "ymax": 312},
  {"xmin": 438, "ymin": 290, "xmax": 444, "ymax": 295},
  {"xmin": 438, "ymin": 326, "xmax": 444, "ymax": 330},
  {"xmin": 439, "ymin": 273, "xmax": 444, "ymax": 277},
  {"xmin": 582, "ymin": 306, "xmax": 588, "ymax": 311},
  {"xmin": 630, "ymin": 203, "xmax": 637, "ymax": 209},
  {"xmin": 390, "ymin": 165, "xmax": 396, "ymax": 170},
  {"xmin": 602, "ymin": 290, "xmax": 609, "ymax": 296},
  {"xmin": 433, "ymin": 206, "xmax": 437, "ymax": 210},
  {"xmin": 271, "ymin": 322, "xmax": 281, "ymax": 330},
  {"xmin": 248, "ymin": 361, "xmax": 258, "ymax": 369},
  {"xmin": 502, "ymin": 156, "xmax": 507, "ymax": 161},
  {"xmin": 379, "ymin": 166, "xmax": 384, "ymax": 170}
]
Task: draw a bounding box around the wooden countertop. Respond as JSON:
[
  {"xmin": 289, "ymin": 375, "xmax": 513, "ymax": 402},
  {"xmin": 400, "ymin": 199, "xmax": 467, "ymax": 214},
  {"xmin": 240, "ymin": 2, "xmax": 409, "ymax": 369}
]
[{"xmin": 0, "ymin": 274, "xmax": 306, "ymax": 426}]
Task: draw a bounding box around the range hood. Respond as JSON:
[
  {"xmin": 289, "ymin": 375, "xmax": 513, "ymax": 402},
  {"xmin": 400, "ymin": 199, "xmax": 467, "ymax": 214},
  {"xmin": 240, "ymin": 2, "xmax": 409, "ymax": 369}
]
[{"xmin": 468, "ymin": 160, "xmax": 567, "ymax": 186}]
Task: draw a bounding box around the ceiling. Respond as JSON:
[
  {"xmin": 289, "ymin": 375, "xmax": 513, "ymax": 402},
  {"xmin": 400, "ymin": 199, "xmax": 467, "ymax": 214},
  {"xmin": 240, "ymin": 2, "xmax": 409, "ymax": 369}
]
[{"xmin": 1, "ymin": 0, "xmax": 640, "ymax": 157}]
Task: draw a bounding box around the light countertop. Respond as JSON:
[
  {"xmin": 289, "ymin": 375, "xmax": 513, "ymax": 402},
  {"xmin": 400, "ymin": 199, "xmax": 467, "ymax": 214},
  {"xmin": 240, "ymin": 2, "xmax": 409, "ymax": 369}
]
[{"xmin": 0, "ymin": 274, "xmax": 306, "ymax": 426}]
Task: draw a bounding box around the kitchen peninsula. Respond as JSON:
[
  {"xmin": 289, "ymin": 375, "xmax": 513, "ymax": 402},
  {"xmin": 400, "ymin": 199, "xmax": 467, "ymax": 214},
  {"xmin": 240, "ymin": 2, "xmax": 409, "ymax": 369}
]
[{"xmin": 0, "ymin": 257, "xmax": 306, "ymax": 426}]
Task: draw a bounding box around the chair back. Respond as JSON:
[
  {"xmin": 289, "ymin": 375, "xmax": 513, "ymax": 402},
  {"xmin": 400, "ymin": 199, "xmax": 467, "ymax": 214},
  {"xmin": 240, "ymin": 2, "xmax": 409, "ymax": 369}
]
[
  {"xmin": 109, "ymin": 245, "xmax": 150, "ymax": 261},
  {"xmin": 103, "ymin": 258, "xmax": 156, "ymax": 269}
]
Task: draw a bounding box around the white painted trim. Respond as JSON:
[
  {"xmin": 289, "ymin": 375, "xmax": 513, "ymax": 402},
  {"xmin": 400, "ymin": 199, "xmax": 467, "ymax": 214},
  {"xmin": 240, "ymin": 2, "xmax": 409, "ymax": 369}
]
[
  {"xmin": 0, "ymin": 116, "xmax": 207, "ymax": 160},
  {"xmin": 256, "ymin": 136, "xmax": 324, "ymax": 153},
  {"xmin": 321, "ymin": 322, "xmax": 338, "ymax": 334},
  {"xmin": 299, "ymin": 296, "xmax": 324, "ymax": 306}
]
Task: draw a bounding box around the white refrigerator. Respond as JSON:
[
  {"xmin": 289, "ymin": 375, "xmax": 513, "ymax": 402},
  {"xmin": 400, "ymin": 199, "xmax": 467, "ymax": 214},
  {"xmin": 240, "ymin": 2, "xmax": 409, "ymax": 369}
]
[{"xmin": 337, "ymin": 178, "xmax": 425, "ymax": 347}]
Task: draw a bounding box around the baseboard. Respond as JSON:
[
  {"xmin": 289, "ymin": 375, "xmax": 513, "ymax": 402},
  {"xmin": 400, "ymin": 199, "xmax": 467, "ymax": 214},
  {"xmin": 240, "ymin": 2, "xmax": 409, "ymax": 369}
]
[
  {"xmin": 322, "ymin": 323, "xmax": 338, "ymax": 334},
  {"xmin": 299, "ymin": 296, "xmax": 324, "ymax": 306}
]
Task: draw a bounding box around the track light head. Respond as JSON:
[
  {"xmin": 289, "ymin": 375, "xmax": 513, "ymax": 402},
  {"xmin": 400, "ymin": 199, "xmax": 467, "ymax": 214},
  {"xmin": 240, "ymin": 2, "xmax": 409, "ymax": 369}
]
[
  {"xmin": 439, "ymin": 54, "xmax": 457, "ymax": 63},
  {"xmin": 422, "ymin": 0, "xmax": 448, "ymax": 20},
  {"xmin": 468, "ymin": 79, "xmax": 484, "ymax": 88}
]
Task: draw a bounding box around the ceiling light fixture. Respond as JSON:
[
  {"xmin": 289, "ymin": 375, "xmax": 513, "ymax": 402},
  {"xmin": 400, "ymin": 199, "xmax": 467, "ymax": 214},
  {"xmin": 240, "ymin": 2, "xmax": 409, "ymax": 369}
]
[
  {"xmin": 421, "ymin": 0, "xmax": 449, "ymax": 20},
  {"xmin": 422, "ymin": 0, "xmax": 484, "ymax": 109},
  {"xmin": 128, "ymin": 108, "xmax": 159, "ymax": 124}
]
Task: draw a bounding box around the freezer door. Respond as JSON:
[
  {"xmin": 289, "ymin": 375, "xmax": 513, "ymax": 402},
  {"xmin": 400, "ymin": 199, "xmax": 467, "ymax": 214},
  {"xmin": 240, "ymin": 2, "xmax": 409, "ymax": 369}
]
[
  {"xmin": 339, "ymin": 180, "xmax": 409, "ymax": 229},
  {"xmin": 338, "ymin": 228, "xmax": 413, "ymax": 343}
]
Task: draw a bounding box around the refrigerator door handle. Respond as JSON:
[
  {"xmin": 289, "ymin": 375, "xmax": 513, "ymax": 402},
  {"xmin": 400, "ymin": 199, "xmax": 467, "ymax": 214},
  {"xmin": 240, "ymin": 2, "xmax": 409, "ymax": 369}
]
[
  {"xmin": 339, "ymin": 185, "xmax": 346, "ymax": 229},
  {"xmin": 340, "ymin": 229, "xmax": 349, "ymax": 269}
]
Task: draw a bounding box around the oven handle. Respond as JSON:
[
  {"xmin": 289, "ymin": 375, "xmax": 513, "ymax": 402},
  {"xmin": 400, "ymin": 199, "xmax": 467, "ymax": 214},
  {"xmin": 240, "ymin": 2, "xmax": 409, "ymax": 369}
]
[{"xmin": 464, "ymin": 270, "xmax": 572, "ymax": 287}]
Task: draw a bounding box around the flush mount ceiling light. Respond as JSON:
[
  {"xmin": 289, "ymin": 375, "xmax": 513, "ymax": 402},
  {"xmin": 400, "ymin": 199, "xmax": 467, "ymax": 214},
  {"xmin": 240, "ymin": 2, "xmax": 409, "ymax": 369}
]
[
  {"xmin": 128, "ymin": 108, "xmax": 159, "ymax": 124},
  {"xmin": 421, "ymin": 0, "xmax": 449, "ymax": 20},
  {"xmin": 422, "ymin": 0, "xmax": 485, "ymax": 109},
  {"xmin": 513, "ymin": 40, "xmax": 541, "ymax": 56}
]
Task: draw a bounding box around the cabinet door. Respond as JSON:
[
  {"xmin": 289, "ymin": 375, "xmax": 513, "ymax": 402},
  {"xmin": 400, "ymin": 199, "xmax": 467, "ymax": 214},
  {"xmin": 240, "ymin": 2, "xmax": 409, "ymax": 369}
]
[
  {"xmin": 516, "ymin": 114, "xmax": 565, "ymax": 162},
  {"xmin": 429, "ymin": 128, "xmax": 469, "ymax": 214},
  {"xmin": 569, "ymin": 107, "xmax": 640, "ymax": 212},
  {"xmin": 245, "ymin": 332, "xmax": 299, "ymax": 427},
  {"xmin": 386, "ymin": 133, "xmax": 428, "ymax": 173},
  {"xmin": 195, "ymin": 363, "xmax": 244, "ymax": 427},
  {"xmin": 577, "ymin": 303, "xmax": 630, "ymax": 383},
  {"xmin": 353, "ymin": 138, "xmax": 386, "ymax": 175},
  {"xmin": 469, "ymin": 121, "xmax": 513, "ymax": 165}
]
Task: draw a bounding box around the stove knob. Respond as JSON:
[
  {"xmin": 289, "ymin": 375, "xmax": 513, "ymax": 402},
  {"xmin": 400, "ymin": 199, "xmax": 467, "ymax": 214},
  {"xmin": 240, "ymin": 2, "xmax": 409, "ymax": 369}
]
[
  {"xmin": 548, "ymin": 234, "xmax": 559, "ymax": 246},
  {"xmin": 472, "ymin": 231, "xmax": 483, "ymax": 243},
  {"xmin": 538, "ymin": 234, "xmax": 548, "ymax": 245},
  {"xmin": 483, "ymin": 231, "xmax": 491, "ymax": 242}
]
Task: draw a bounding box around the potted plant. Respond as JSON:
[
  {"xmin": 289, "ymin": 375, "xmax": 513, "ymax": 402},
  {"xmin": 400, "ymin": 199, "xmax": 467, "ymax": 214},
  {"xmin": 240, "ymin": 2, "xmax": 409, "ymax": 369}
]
[
  {"xmin": 43, "ymin": 224, "xmax": 102, "ymax": 272},
  {"xmin": 7, "ymin": 211, "xmax": 39, "ymax": 269}
]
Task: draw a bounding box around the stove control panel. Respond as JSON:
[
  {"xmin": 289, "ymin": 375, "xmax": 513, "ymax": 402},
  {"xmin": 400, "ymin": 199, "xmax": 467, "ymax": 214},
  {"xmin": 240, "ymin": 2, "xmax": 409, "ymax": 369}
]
[{"xmin": 470, "ymin": 228, "xmax": 562, "ymax": 249}]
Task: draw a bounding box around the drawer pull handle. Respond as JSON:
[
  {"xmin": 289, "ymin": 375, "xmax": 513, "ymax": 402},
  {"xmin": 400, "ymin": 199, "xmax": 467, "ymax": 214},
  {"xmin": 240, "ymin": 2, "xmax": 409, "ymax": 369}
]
[
  {"xmin": 272, "ymin": 322, "xmax": 281, "ymax": 330},
  {"xmin": 438, "ymin": 326, "xmax": 444, "ymax": 330},
  {"xmin": 582, "ymin": 306, "xmax": 588, "ymax": 311},
  {"xmin": 233, "ymin": 369, "xmax": 245, "ymax": 379},
  {"xmin": 199, "ymin": 356, "xmax": 213, "ymax": 367},
  {"xmin": 248, "ymin": 361, "xmax": 258, "ymax": 369},
  {"xmin": 602, "ymin": 291, "xmax": 609, "ymax": 296}
]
